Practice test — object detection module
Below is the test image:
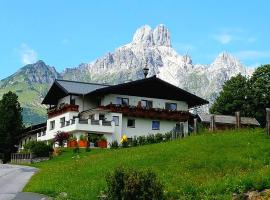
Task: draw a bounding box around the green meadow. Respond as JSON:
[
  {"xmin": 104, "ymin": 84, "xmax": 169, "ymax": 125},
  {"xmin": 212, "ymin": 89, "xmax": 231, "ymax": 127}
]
[{"xmin": 24, "ymin": 129, "xmax": 270, "ymax": 199}]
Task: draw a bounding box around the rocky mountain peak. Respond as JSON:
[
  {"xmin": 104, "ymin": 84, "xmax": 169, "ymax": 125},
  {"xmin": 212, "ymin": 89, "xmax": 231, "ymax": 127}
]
[
  {"xmin": 132, "ymin": 24, "xmax": 171, "ymax": 47},
  {"xmin": 0, "ymin": 60, "xmax": 62, "ymax": 88},
  {"xmin": 210, "ymin": 52, "xmax": 245, "ymax": 73},
  {"xmin": 153, "ymin": 24, "xmax": 171, "ymax": 47}
]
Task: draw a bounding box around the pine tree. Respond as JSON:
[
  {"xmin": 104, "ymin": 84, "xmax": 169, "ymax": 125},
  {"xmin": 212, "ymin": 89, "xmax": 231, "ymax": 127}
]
[{"xmin": 0, "ymin": 91, "xmax": 24, "ymax": 162}]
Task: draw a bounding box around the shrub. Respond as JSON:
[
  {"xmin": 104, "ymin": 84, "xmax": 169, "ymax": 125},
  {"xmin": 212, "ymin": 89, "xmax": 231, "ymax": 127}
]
[
  {"xmin": 111, "ymin": 140, "xmax": 119, "ymax": 149},
  {"xmin": 54, "ymin": 131, "xmax": 70, "ymax": 147},
  {"xmin": 79, "ymin": 134, "xmax": 87, "ymax": 141},
  {"xmin": 121, "ymin": 135, "xmax": 129, "ymax": 148},
  {"xmin": 138, "ymin": 136, "xmax": 146, "ymax": 145},
  {"xmin": 164, "ymin": 132, "xmax": 172, "ymax": 141},
  {"xmin": 155, "ymin": 133, "xmax": 164, "ymax": 143},
  {"xmin": 131, "ymin": 136, "xmax": 138, "ymax": 147},
  {"xmin": 146, "ymin": 134, "xmax": 155, "ymax": 144},
  {"xmin": 105, "ymin": 167, "xmax": 164, "ymax": 200},
  {"xmin": 24, "ymin": 141, "xmax": 53, "ymax": 157}
]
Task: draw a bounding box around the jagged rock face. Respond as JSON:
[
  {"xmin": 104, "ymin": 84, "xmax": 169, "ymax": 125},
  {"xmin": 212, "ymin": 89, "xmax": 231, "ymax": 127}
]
[
  {"xmin": 0, "ymin": 60, "xmax": 62, "ymax": 88},
  {"xmin": 62, "ymin": 24, "xmax": 250, "ymax": 112}
]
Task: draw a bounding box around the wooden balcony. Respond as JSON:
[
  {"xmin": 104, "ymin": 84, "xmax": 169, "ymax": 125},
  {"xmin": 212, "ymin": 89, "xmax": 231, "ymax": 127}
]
[
  {"xmin": 98, "ymin": 104, "xmax": 190, "ymax": 121},
  {"xmin": 47, "ymin": 104, "xmax": 79, "ymax": 118}
]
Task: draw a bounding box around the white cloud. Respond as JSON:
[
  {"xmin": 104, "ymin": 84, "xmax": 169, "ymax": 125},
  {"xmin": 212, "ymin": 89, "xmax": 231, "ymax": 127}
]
[
  {"xmin": 19, "ymin": 43, "xmax": 38, "ymax": 65},
  {"xmin": 213, "ymin": 33, "xmax": 232, "ymax": 44},
  {"xmin": 235, "ymin": 50, "xmax": 270, "ymax": 60}
]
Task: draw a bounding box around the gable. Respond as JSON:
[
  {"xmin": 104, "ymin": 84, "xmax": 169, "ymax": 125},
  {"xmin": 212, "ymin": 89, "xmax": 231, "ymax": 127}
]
[{"xmin": 87, "ymin": 76, "xmax": 208, "ymax": 108}]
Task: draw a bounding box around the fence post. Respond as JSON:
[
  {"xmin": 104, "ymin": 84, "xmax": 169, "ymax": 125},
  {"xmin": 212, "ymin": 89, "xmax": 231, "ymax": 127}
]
[
  {"xmin": 235, "ymin": 111, "xmax": 241, "ymax": 129},
  {"xmin": 194, "ymin": 118, "xmax": 198, "ymax": 134},
  {"xmin": 210, "ymin": 115, "xmax": 215, "ymax": 132},
  {"xmin": 266, "ymin": 108, "xmax": 270, "ymax": 135}
]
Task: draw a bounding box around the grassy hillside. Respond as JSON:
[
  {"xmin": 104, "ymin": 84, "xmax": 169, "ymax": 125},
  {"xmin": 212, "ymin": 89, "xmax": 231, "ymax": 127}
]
[
  {"xmin": 24, "ymin": 129, "xmax": 270, "ymax": 199},
  {"xmin": 0, "ymin": 82, "xmax": 48, "ymax": 124}
]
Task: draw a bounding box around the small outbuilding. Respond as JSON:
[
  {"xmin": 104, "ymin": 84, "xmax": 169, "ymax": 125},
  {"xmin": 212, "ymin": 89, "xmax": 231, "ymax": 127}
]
[{"xmin": 197, "ymin": 113, "xmax": 260, "ymax": 130}]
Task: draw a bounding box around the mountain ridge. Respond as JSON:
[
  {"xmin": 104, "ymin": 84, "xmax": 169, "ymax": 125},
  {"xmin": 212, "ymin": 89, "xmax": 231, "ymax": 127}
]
[{"xmin": 0, "ymin": 24, "xmax": 255, "ymax": 124}]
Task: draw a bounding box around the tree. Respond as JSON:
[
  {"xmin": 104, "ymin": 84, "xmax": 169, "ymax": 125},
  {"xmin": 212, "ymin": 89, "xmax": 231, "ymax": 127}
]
[
  {"xmin": 210, "ymin": 65, "xmax": 270, "ymax": 127},
  {"xmin": 248, "ymin": 64, "xmax": 270, "ymax": 126},
  {"xmin": 210, "ymin": 74, "xmax": 249, "ymax": 116},
  {"xmin": 0, "ymin": 91, "xmax": 24, "ymax": 162},
  {"xmin": 54, "ymin": 131, "xmax": 70, "ymax": 147}
]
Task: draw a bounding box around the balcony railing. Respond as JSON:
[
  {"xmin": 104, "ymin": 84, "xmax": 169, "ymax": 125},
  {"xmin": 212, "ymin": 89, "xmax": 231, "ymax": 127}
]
[
  {"xmin": 47, "ymin": 104, "xmax": 79, "ymax": 118},
  {"xmin": 98, "ymin": 104, "xmax": 190, "ymax": 121},
  {"xmin": 54, "ymin": 118, "xmax": 115, "ymax": 134}
]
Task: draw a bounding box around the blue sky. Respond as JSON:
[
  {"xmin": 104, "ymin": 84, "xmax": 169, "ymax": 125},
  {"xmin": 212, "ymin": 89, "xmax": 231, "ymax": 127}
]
[{"xmin": 0, "ymin": 0, "xmax": 269, "ymax": 79}]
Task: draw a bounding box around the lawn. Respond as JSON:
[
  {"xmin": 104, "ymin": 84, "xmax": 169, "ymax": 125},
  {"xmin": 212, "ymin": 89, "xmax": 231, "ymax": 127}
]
[{"xmin": 24, "ymin": 129, "xmax": 270, "ymax": 199}]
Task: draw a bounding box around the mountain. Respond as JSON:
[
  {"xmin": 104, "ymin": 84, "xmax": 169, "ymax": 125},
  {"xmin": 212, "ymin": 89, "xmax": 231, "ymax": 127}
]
[
  {"xmin": 62, "ymin": 25, "xmax": 251, "ymax": 103},
  {"xmin": 0, "ymin": 24, "xmax": 254, "ymax": 124},
  {"xmin": 0, "ymin": 61, "xmax": 61, "ymax": 125}
]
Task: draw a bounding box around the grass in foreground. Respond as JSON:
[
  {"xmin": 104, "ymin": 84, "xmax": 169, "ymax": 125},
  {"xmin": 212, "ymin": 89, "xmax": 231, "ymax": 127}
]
[{"xmin": 24, "ymin": 129, "xmax": 270, "ymax": 199}]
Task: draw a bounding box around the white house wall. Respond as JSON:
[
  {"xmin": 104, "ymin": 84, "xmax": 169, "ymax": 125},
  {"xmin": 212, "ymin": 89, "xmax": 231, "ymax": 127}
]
[
  {"xmin": 102, "ymin": 94, "xmax": 188, "ymax": 111},
  {"xmin": 121, "ymin": 117, "xmax": 188, "ymax": 139},
  {"xmin": 39, "ymin": 111, "xmax": 79, "ymax": 141}
]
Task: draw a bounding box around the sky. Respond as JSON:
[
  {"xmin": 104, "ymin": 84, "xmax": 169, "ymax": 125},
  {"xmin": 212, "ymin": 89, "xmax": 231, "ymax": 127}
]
[{"xmin": 0, "ymin": 0, "xmax": 269, "ymax": 79}]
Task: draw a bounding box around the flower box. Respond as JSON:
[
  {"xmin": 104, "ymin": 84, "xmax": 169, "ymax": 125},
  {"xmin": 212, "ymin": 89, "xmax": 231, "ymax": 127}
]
[
  {"xmin": 97, "ymin": 140, "xmax": 107, "ymax": 148},
  {"xmin": 79, "ymin": 140, "xmax": 88, "ymax": 148},
  {"xmin": 68, "ymin": 140, "xmax": 78, "ymax": 148}
]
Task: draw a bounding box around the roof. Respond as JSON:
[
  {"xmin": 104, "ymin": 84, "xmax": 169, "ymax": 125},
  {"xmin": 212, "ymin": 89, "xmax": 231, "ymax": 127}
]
[
  {"xmin": 20, "ymin": 122, "xmax": 47, "ymax": 139},
  {"xmin": 87, "ymin": 76, "xmax": 209, "ymax": 108},
  {"xmin": 198, "ymin": 113, "xmax": 260, "ymax": 126},
  {"xmin": 42, "ymin": 79, "xmax": 109, "ymax": 104},
  {"xmin": 43, "ymin": 76, "xmax": 209, "ymax": 108}
]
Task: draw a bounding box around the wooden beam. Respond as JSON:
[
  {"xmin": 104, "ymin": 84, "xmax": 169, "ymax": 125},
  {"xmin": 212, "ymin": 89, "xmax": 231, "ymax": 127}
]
[
  {"xmin": 194, "ymin": 118, "xmax": 198, "ymax": 134},
  {"xmin": 266, "ymin": 108, "xmax": 270, "ymax": 135},
  {"xmin": 210, "ymin": 115, "xmax": 215, "ymax": 132},
  {"xmin": 235, "ymin": 111, "xmax": 241, "ymax": 129}
]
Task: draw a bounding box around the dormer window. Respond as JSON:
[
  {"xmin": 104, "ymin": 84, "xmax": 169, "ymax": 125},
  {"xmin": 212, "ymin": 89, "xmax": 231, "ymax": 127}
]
[
  {"xmin": 165, "ymin": 102, "xmax": 177, "ymax": 111},
  {"xmin": 116, "ymin": 97, "xmax": 129, "ymax": 106}
]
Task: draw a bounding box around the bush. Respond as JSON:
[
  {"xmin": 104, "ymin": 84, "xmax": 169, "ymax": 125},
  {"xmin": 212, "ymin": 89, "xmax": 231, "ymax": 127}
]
[
  {"xmin": 138, "ymin": 136, "xmax": 146, "ymax": 145},
  {"xmin": 146, "ymin": 134, "xmax": 156, "ymax": 144},
  {"xmin": 155, "ymin": 133, "xmax": 164, "ymax": 143},
  {"xmin": 164, "ymin": 132, "xmax": 172, "ymax": 141},
  {"xmin": 24, "ymin": 141, "xmax": 53, "ymax": 157},
  {"xmin": 54, "ymin": 131, "xmax": 70, "ymax": 147},
  {"xmin": 105, "ymin": 167, "xmax": 164, "ymax": 200},
  {"xmin": 131, "ymin": 136, "xmax": 138, "ymax": 147},
  {"xmin": 111, "ymin": 140, "xmax": 119, "ymax": 149}
]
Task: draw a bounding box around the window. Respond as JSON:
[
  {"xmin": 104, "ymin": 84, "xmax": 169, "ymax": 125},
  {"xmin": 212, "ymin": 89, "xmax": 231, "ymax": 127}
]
[
  {"xmin": 122, "ymin": 98, "xmax": 129, "ymax": 106},
  {"xmin": 38, "ymin": 132, "xmax": 41, "ymax": 137},
  {"xmin": 116, "ymin": 97, "xmax": 129, "ymax": 106},
  {"xmin": 127, "ymin": 119, "xmax": 135, "ymax": 128},
  {"xmin": 112, "ymin": 116, "xmax": 119, "ymax": 126},
  {"xmin": 60, "ymin": 117, "xmax": 65, "ymax": 127},
  {"xmin": 99, "ymin": 114, "xmax": 105, "ymax": 120},
  {"xmin": 70, "ymin": 95, "xmax": 76, "ymax": 105},
  {"xmin": 165, "ymin": 102, "xmax": 177, "ymax": 111},
  {"xmin": 152, "ymin": 121, "xmax": 160, "ymax": 130},
  {"xmin": 42, "ymin": 131, "xmax": 46, "ymax": 136},
  {"xmin": 141, "ymin": 100, "xmax": 153, "ymax": 109},
  {"xmin": 50, "ymin": 120, "xmax": 55, "ymax": 130}
]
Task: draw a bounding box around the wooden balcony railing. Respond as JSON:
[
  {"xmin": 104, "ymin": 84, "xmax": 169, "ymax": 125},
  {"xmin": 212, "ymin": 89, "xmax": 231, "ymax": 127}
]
[
  {"xmin": 47, "ymin": 104, "xmax": 79, "ymax": 118},
  {"xmin": 98, "ymin": 104, "xmax": 190, "ymax": 121}
]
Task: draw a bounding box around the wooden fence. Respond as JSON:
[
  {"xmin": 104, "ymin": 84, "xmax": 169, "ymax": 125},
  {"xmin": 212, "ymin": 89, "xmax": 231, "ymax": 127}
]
[
  {"xmin": 267, "ymin": 108, "xmax": 270, "ymax": 135},
  {"xmin": 11, "ymin": 153, "xmax": 35, "ymax": 164}
]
